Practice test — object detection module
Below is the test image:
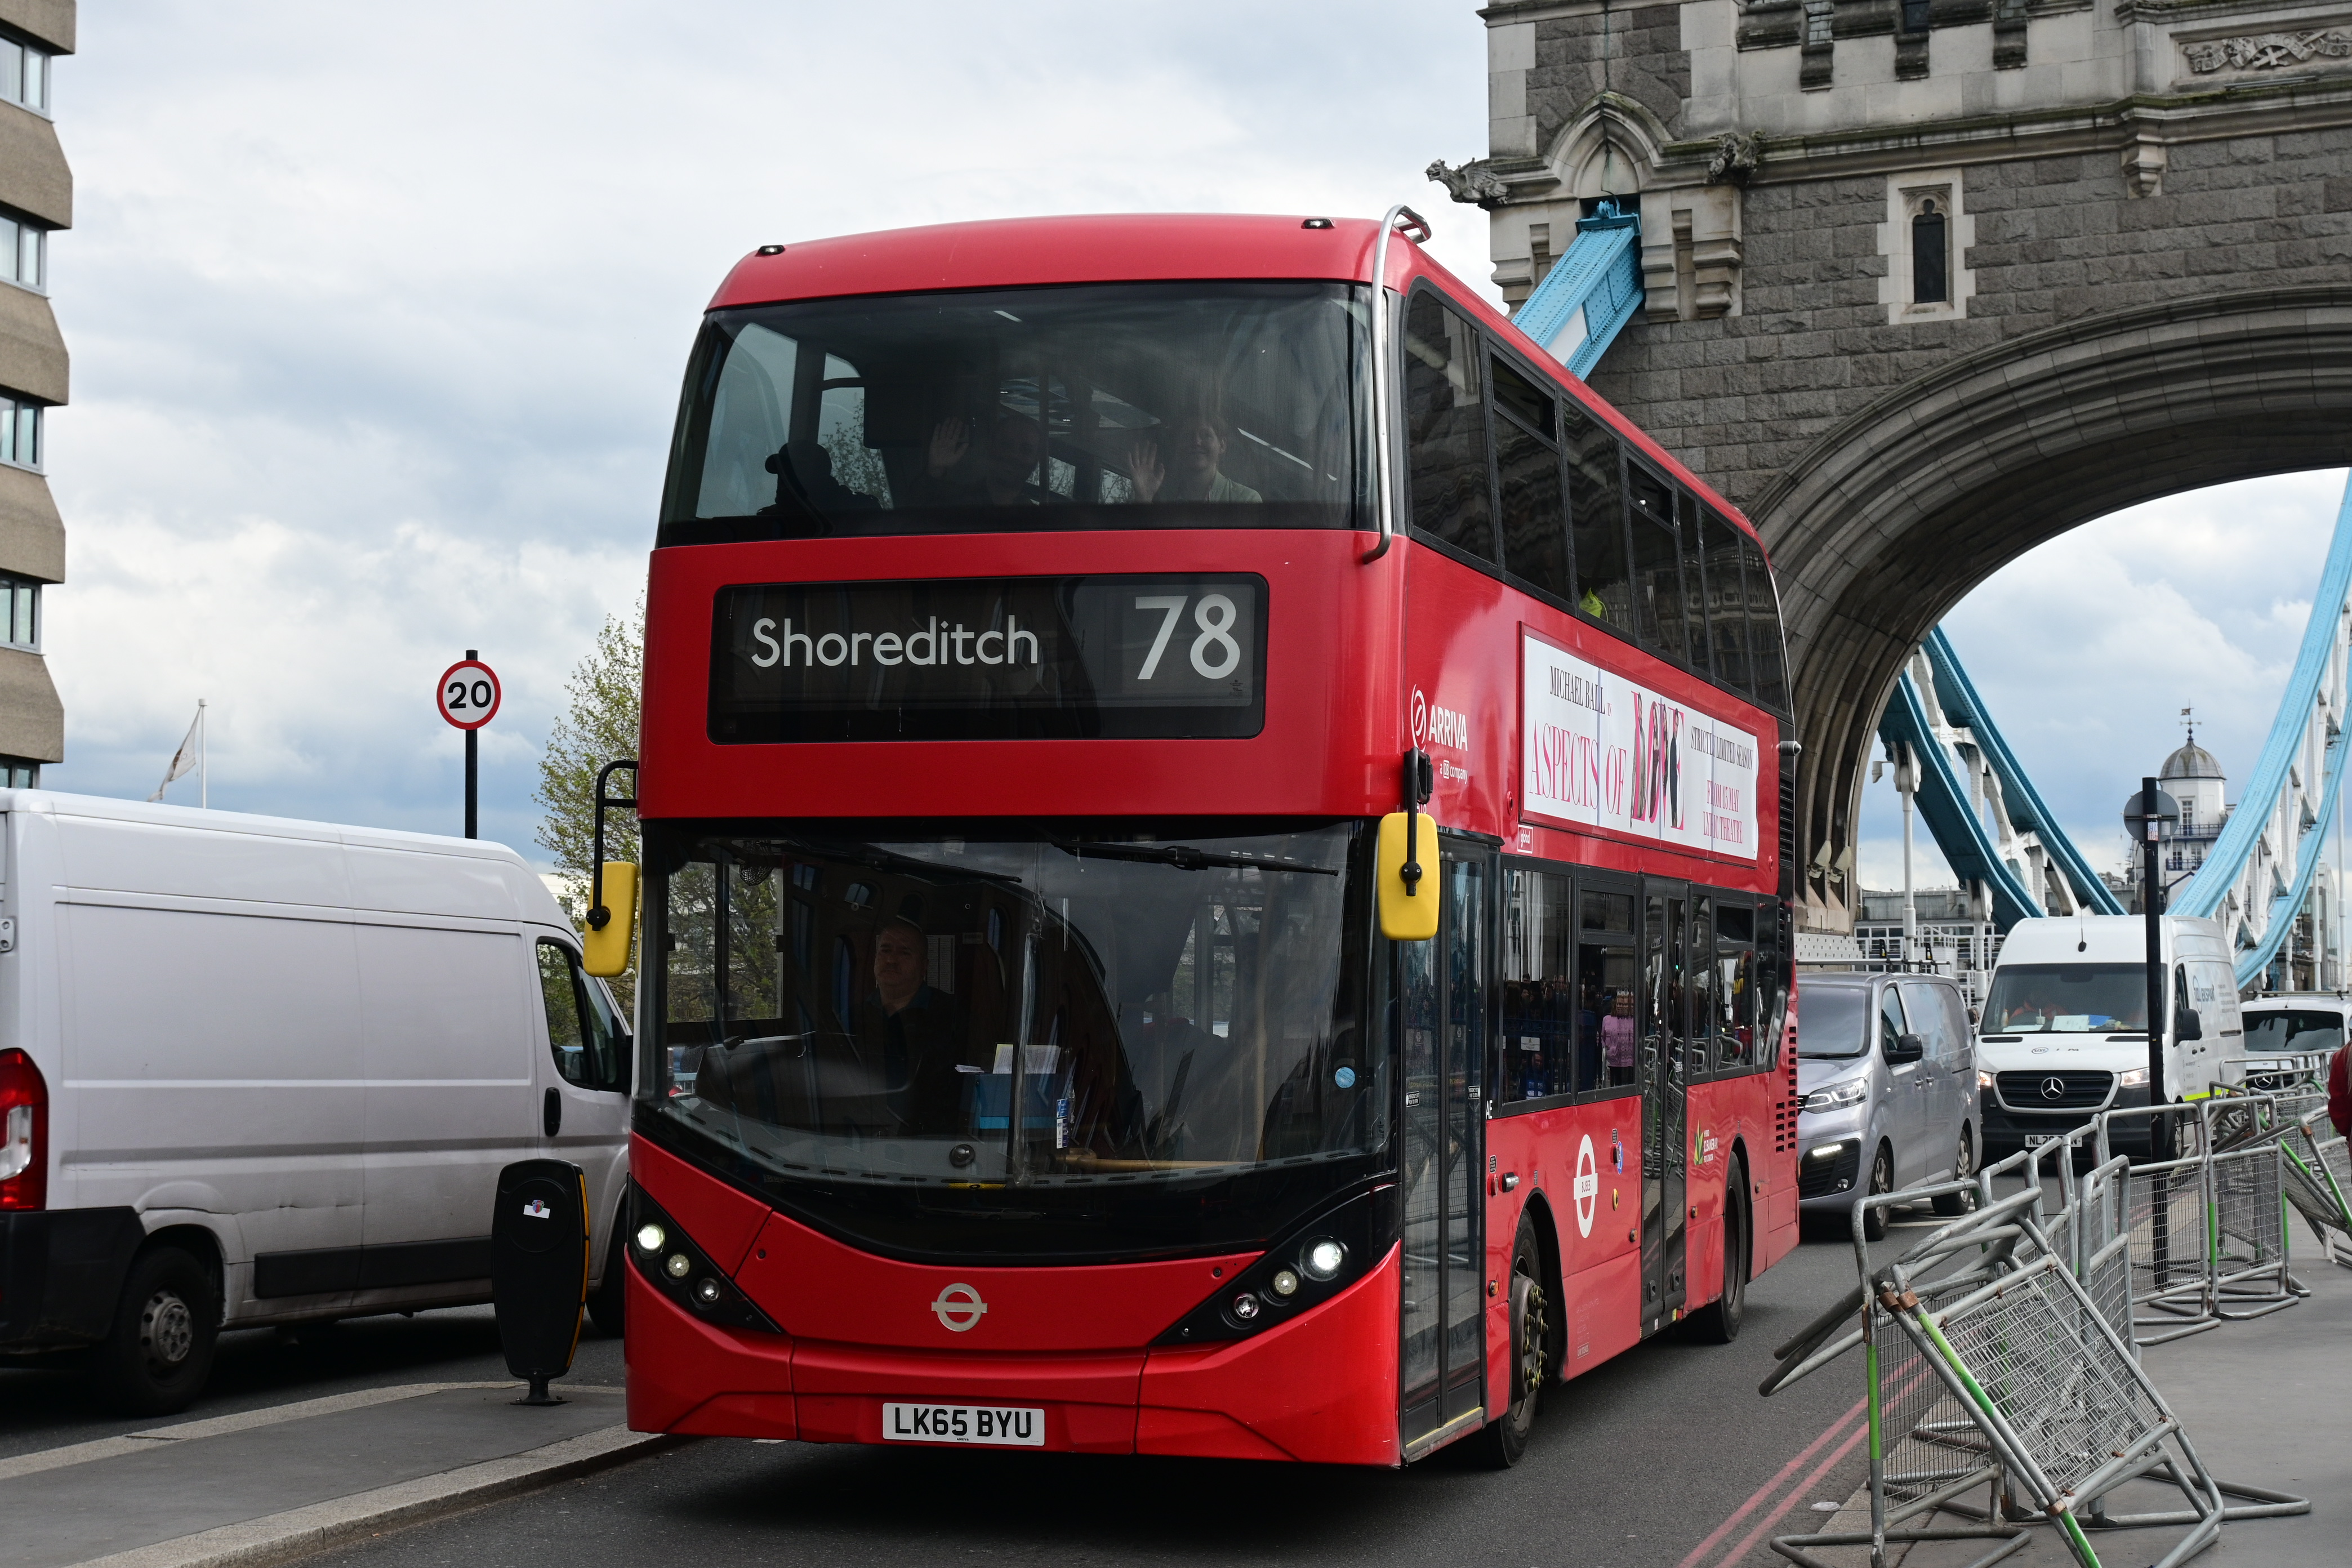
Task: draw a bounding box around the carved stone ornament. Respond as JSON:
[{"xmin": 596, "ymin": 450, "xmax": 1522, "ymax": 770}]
[
  {"xmin": 1426, "ymin": 158, "xmax": 1510, "ymax": 208},
  {"xmin": 1706, "ymin": 132, "xmax": 1764, "ymax": 186},
  {"xmin": 2182, "ymin": 30, "xmax": 2352, "ymax": 73}
]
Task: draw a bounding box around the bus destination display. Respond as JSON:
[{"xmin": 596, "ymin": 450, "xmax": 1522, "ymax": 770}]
[
  {"xmin": 1520, "ymin": 627, "xmax": 1760, "ymax": 859},
  {"xmin": 709, "ymin": 573, "xmax": 1265, "ymax": 743}
]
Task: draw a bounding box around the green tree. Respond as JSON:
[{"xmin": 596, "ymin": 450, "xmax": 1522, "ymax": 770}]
[{"xmin": 536, "ymin": 603, "xmax": 643, "ymax": 1012}]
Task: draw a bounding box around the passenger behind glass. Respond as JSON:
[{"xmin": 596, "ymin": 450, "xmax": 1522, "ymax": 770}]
[
  {"xmin": 760, "ymin": 439, "xmax": 879, "ymax": 519},
  {"xmin": 1127, "ymin": 411, "xmax": 1263, "ymax": 504},
  {"xmin": 1602, "ymin": 990, "xmax": 1637, "ymax": 1074},
  {"xmin": 922, "ymin": 412, "xmax": 1048, "ymax": 506},
  {"xmin": 852, "ymin": 916, "xmax": 969, "ymax": 1132}
]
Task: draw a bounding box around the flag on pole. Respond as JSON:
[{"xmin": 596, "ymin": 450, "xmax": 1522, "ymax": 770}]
[{"xmin": 149, "ymin": 703, "xmax": 204, "ymax": 802}]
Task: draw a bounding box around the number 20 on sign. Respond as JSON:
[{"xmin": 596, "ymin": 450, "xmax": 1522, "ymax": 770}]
[{"xmin": 438, "ymin": 660, "xmax": 501, "ymax": 730}]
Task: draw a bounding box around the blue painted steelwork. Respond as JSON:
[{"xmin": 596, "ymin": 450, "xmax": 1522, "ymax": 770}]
[
  {"xmin": 1921, "ymin": 629, "xmax": 2126, "ymax": 920},
  {"xmin": 1512, "ymin": 202, "xmax": 1642, "ymax": 379},
  {"xmin": 2173, "ymin": 475, "xmax": 2352, "ymax": 987},
  {"xmin": 1877, "ymin": 662, "xmax": 2045, "ymax": 929}
]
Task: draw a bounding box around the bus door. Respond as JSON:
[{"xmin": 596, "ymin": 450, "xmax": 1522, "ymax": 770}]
[
  {"xmin": 1398, "ymin": 838, "xmax": 1490, "ymax": 1453},
  {"xmin": 1641, "ymin": 881, "xmax": 1690, "ymax": 1329}
]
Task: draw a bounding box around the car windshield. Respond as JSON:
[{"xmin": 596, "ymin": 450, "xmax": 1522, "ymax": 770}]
[
  {"xmin": 660, "ymin": 281, "xmax": 1372, "ymax": 545},
  {"xmin": 1796, "ymin": 984, "xmax": 1870, "ymax": 1058},
  {"xmin": 2241, "ymin": 1009, "xmax": 2344, "ymax": 1056},
  {"xmin": 1982, "ymin": 963, "xmax": 2149, "ymax": 1033},
  {"xmin": 641, "ymin": 819, "xmax": 1383, "ymax": 1260}
]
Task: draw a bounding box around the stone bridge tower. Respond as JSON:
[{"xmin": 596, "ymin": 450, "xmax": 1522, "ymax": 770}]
[{"xmin": 1460, "ymin": 0, "xmax": 2352, "ymax": 931}]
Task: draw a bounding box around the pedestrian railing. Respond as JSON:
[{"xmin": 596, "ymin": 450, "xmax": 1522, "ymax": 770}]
[{"xmin": 1759, "ymin": 1088, "xmax": 2317, "ymax": 1567}]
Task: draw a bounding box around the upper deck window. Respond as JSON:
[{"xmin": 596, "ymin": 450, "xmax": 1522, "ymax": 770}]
[{"xmin": 660, "ymin": 282, "xmax": 1371, "ymax": 546}]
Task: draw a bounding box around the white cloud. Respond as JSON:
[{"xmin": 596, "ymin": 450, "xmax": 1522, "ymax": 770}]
[{"xmin": 43, "ymin": 1, "xmax": 1495, "ymax": 856}]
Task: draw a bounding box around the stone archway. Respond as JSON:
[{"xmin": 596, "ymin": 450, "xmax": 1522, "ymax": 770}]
[{"xmin": 1752, "ymin": 286, "xmax": 2352, "ymax": 929}]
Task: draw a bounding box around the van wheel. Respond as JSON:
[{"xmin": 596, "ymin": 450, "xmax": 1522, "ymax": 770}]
[
  {"xmin": 586, "ymin": 1223, "xmax": 626, "ymax": 1339},
  {"xmin": 1932, "ymin": 1128, "xmax": 1979, "ymax": 1216},
  {"xmin": 1684, "ymin": 1157, "xmax": 1748, "ymax": 1343},
  {"xmin": 1860, "ymin": 1144, "xmax": 1895, "ymax": 1242},
  {"xmin": 1471, "ymin": 1215, "xmax": 1547, "ymax": 1469},
  {"xmin": 91, "ymin": 1246, "xmax": 219, "ymax": 1416}
]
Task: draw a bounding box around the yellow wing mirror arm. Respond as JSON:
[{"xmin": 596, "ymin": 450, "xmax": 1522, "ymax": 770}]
[
  {"xmin": 1378, "ymin": 749, "xmax": 1438, "ymax": 942},
  {"xmin": 582, "ymin": 759, "xmax": 640, "ymax": 979}
]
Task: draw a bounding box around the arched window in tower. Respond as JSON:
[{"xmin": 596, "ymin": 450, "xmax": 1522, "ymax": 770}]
[{"xmin": 1913, "ymin": 198, "xmax": 1949, "ymax": 305}]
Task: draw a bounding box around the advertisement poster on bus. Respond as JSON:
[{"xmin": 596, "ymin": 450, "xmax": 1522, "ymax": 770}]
[{"xmin": 1518, "ymin": 628, "xmax": 1759, "ymax": 860}]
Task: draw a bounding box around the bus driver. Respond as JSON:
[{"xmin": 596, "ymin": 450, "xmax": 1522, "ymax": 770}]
[{"xmin": 856, "ymin": 916, "xmax": 966, "ymax": 1130}]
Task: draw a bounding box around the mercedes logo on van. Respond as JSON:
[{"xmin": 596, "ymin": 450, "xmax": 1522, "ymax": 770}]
[
  {"xmin": 930, "ymin": 1282, "xmax": 988, "ymax": 1333},
  {"xmin": 2041, "ymin": 1076, "xmax": 2068, "ymax": 1102}
]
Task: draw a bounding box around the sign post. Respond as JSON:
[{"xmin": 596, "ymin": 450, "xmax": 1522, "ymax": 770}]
[{"xmin": 438, "ymin": 653, "xmax": 501, "ymax": 839}]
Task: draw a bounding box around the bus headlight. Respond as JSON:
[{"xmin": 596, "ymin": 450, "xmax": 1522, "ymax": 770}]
[
  {"xmin": 1269, "ymin": 1268, "xmax": 1301, "ymax": 1299},
  {"xmin": 1301, "ymin": 1238, "xmax": 1347, "ymax": 1282},
  {"xmin": 665, "ymin": 1253, "xmax": 692, "ymax": 1279},
  {"xmin": 635, "ymin": 1223, "xmax": 666, "ymax": 1253}
]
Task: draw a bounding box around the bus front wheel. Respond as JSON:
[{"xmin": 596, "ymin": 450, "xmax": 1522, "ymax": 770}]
[{"xmin": 1472, "ymin": 1214, "xmax": 1548, "ymax": 1469}]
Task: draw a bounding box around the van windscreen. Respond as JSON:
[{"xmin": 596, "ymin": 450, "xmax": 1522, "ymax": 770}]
[
  {"xmin": 1983, "ymin": 964, "xmax": 2148, "ymax": 1034},
  {"xmin": 1796, "ymin": 985, "xmax": 1869, "ymax": 1058},
  {"xmin": 2241, "ymin": 1009, "xmax": 2344, "ymax": 1057}
]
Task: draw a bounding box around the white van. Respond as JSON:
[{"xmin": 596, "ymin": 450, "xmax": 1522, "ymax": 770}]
[
  {"xmin": 2233, "ymin": 993, "xmax": 2343, "ymax": 1091},
  {"xmin": 1976, "ymin": 914, "xmax": 2242, "ymax": 1158},
  {"xmin": 0, "ymin": 792, "xmax": 632, "ymax": 1413}
]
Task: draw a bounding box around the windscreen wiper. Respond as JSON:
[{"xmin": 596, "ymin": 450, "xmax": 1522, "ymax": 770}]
[{"xmin": 1052, "ymin": 840, "xmax": 1339, "ymax": 876}]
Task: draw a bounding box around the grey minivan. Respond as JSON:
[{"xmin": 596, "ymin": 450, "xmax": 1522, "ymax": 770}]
[{"xmin": 1796, "ymin": 972, "xmax": 1984, "ymax": 1239}]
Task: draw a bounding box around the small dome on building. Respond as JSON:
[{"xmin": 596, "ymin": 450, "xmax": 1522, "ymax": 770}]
[{"xmin": 2161, "ymin": 738, "xmax": 2224, "ymax": 782}]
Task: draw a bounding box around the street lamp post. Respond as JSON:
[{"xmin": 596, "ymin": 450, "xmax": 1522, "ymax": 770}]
[{"xmin": 2123, "ymin": 777, "xmax": 2181, "ymax": 1158}]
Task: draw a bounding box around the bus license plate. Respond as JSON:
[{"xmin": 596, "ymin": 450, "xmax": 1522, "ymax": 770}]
[{"xmin": 882, "ymin": 1402, "xmax": 1046, "ymax": 1447}]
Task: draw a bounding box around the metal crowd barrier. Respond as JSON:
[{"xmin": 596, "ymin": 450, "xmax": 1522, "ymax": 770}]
[{"xmin": 1758, "ymin": 1088, "xmax": 2318, "ymax": 1568}]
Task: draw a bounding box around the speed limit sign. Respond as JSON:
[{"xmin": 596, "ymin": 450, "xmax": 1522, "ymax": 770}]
[{"xmin": 438, "ymin": 659, "xmax": 501, "ymax": 730}]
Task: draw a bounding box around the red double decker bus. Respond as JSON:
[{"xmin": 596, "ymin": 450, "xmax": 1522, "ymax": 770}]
[{"xmin": 615, "ymin": 208, "xmax": 1800, "ymax": 1467}]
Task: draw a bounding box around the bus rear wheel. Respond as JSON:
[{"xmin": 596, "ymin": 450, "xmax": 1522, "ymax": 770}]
[
  {"xmin": 1683, "ymin": 1156, "xmax": 1748, "ymax": 1343},
  {"xmin": 1472, "ymin": 1215, "xmax": 1548, "ymax": 1469}
]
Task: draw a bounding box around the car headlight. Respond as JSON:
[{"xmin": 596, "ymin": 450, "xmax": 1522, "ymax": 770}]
[
  {"xmin": 2117, "ymin": 1067, "xmax": 2149, "ymax": 1088},
  {"xmin": 1977, "ymin": 1070, "xmax": 1994, "ymax": 1090},
  {"xmin": 1802, "ymin": 1079, "xmax": 1870, "ymax": 1113}
]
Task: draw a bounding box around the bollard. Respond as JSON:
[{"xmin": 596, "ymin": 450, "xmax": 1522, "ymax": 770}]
[{"xmin": 491, "ymin": 1159, "xmax": 589, "ymax": 1406}]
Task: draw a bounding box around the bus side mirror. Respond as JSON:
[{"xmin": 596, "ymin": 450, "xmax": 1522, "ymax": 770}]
[
  {"xmin": 2177, "ymin": 1008, "xmax": 2203, "ymax": 1043},
  {"xmin": 583, "ymin": 862, "xmax": 639, "ymax": 978},
  {"xmin": 1376, "ymin": 812, "xmax": 1438, "ymax": 942}
]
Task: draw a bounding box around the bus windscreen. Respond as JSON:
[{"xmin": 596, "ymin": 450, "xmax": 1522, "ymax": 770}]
[
  {"xmin": 659, "ymin": 282, "xmax": 1371, "ymax": 545},
  {"xmin": 642, "ymin": 819, "xmax": 1384, "ymax": 1259}
]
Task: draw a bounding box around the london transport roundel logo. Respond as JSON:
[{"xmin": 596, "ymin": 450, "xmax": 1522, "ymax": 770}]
[
  {"xmin": 1411, "ymin": 687, "xmax": 1428, "ymax": 743},
  {"xmin": 1574, "ymin": 1135, "xmax": 1599, "ymax": 1239},
  {"xmin": 930, "ymin": 1282, "xmax": 988, "ymax": 1333}
]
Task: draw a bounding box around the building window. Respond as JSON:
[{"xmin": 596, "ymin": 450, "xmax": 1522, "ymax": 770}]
[
  {"xmin": 1, "ymin": 39, "xmax": 50, "ymax": 114},
  {"xmin": 1879, "ymin": 171, "xmax": 1972, "ymax": 324},
  {"xmin": 1912, "ymin": 198, "xmax": 1948, "ymax": 304},
  {"xmin": 0, "ymin": 574, "xmax": 37, "ymax": 649},
  {"xmin": 0, "ymin": 213, "xmax": 43, "ymax": 292},
  {"xmin": 0, "ymin": 756, "xmax": 35, "ymax": 786},
  {"xmin": 0, "ymin": 397, "xmax": 41, "ymax": 469}
]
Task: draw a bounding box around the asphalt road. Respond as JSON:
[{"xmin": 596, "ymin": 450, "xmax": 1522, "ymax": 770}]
[
  {"xmin": 3, "ymin": 1218, "xmax": 1941, "ymax": 1568},
  {"xmin": 297, "ymin": 1222, "xmax": 1903, "ymax": 1568}
]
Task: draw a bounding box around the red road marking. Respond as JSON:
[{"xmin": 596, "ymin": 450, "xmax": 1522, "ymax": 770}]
[
  {"xmin": 1672, "ymin": 1394, "xmax": 1867, "ymax": 1568},
  {"xmin": 1708, "ymin": 1415, "xmax": 1874, "ymax": 1567}
]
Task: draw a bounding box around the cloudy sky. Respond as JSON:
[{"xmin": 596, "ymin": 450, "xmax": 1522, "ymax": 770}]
[{"xmin": 40, "ymin": 3, "xmax": 2344, "ymax": 879}]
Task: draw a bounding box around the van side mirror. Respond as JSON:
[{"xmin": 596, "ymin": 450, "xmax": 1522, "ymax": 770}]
[
  {"xmin": 2176, "ymin": 1007, "xmax": 2203, "ymax": 1043},
  {"xmin": 583, "ymin": 862, "xmax": 638, "ymax": 978},
  {"xmin": 1376, "ymin": 812, "xmax": 1438, "ymax": 942},
  {"xmin": 1885, "ymin": 1031, "xmax": 1925, "ymax": 1064}
]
